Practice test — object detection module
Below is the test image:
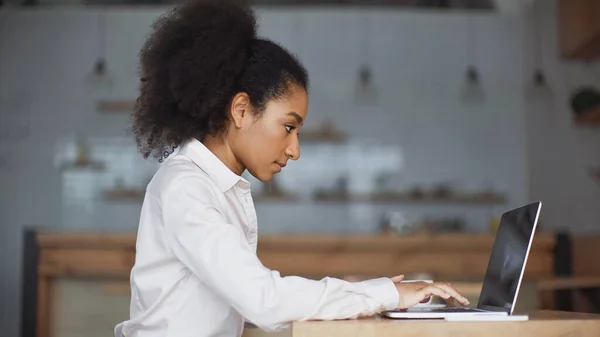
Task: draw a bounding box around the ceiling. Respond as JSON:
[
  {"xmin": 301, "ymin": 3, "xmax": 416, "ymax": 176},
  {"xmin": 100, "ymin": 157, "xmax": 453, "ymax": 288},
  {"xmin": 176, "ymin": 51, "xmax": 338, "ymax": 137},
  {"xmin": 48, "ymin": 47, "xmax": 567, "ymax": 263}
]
[
  {"xmin": 492, "ymin": 0, "xmax": 538, "ymax": 16},
  {"xmin": 246, "ymin": 0, "xmax": 496, "ymax": 9},
  {"xmin": 7, "ymin": 0, "xmax": 539, "ymax": 15},
  {"xmin": 25, "ymin": 0, "xmax": 498, "ymax": 9}
]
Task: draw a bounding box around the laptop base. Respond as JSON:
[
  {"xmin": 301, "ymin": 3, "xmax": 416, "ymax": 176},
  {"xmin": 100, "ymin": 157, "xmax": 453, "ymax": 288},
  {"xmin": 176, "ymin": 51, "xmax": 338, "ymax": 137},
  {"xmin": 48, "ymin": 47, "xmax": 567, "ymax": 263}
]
[{"xmin": 381, "ymin": 307, "xmax": 508, "ymax": 319}]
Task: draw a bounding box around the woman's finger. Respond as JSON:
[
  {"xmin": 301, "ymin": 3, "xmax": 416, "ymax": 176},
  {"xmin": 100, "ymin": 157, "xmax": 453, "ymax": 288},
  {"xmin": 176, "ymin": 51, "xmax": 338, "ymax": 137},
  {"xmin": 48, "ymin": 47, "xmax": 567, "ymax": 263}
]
[
  {"xmin": 433, "ymin": 283, "xmax": 470, "ymax": 305},
  {"xmin": 390, "ymin": 275, "xmax": 405, "ymax": 283},
  {"xmin": 420, "ymin": 285, "xmax": 451, "ymax": 302},
  {"xmin": 444, "ymin": 297, "xmax": 456, "ymax": 307}
]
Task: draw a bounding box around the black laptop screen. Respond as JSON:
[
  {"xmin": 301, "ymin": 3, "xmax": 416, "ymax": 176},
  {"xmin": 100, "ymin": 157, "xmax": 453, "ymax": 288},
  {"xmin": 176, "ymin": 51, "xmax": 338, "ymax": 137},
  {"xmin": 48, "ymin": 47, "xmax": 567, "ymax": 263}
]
[{"xmin": 476, "ymin": 202, "xmax": 541, "ymax": 313}]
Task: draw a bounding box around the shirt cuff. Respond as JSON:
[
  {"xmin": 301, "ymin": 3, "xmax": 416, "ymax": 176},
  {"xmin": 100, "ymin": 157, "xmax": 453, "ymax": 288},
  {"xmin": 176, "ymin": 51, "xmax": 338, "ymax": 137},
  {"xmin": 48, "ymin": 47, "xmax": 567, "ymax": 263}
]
[{"xmin": 357, "ymin": 277, "xmax": 399, "ymax": 311}]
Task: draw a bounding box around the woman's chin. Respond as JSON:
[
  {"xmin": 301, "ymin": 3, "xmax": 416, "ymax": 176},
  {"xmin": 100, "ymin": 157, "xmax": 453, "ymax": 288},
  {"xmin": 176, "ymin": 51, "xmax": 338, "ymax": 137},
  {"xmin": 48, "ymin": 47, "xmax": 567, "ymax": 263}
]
[
  {"xmin": 247, "ymin": 169, "xmax": 274, "ymax": 183},
  {"xmin": 259, "ymin": 172, "xmax": 276, "ymax": 182}
]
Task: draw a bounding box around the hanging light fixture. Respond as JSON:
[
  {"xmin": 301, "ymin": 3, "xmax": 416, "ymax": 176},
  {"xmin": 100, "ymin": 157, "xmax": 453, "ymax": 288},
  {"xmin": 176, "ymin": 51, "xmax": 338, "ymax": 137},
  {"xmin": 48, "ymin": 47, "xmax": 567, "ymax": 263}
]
[
  {"xmin": 355, "ymin": 63, "xmax": 377, "ymax": 105},
  {"xmin": 526, "ymin": 3, "xmax": 553, "ymax": 102},
  {"xmin": 460, "ymin": 11, "xmax": 485, "ymax": 105},
  {"xmin": 86, "ymin": 12, "xmax": 114, "ymax": 92},
  {"xmin": 460, "ymin": 65, "xmax": 485, "ymax": 104},
  {"xmin": 527, "ymin": 68, "xmax": 553, "ymax": 101},
  {"xmin": 354, "ymin": 11, "xmax": 377, "ymax": 105}
]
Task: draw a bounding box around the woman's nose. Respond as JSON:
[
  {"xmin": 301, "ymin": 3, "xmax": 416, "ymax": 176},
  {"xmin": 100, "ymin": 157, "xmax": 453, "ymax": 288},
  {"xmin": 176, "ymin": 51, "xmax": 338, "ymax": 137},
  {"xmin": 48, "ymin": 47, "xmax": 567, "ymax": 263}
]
[{"xmin": 285, "ymin": 135, "xmax": 300, "ymax": 160}]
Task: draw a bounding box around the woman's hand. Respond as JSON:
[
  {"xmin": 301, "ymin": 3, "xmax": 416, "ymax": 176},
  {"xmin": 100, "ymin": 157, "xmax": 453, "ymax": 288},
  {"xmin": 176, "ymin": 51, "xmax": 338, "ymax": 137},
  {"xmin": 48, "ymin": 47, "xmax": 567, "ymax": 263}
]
[{"xmin": 390, "ymin": 275, "xmax": 470, "ymax": 309}]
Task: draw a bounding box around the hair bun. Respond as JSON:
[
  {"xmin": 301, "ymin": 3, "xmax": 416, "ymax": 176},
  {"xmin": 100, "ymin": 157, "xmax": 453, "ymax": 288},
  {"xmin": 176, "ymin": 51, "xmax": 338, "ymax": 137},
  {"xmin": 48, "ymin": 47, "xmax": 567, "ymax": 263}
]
[
  {"xmin": 140, "ymin": 0, "xmax": 257, "ymax": 117},
  {"xmin": 175, "ymin": 0, "xmax": 257, "ymax": 50}
]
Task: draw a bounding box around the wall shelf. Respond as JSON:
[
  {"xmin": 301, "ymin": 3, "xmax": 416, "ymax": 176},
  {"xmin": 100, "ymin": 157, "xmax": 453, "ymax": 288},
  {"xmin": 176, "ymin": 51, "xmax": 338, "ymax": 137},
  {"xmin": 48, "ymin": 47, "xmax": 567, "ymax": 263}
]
[
  {"xmin": 300, "ymin": 120, "xmax": 346, "ymax": 143},
  {"xmin": 59, "ymin": 160, "xmax": 105, "ymax": 171},
  {"xmin": 591, "ymin": 167, "xmax": 600, "ymax": 183},
  {"xmin": 312, "ymin": 190, "xmax": 506, "ymax": 205},
  {"xmin": 103, "ymin": 187, "xmax": 505, "ymax": 205},
  {"xmin": 300, "ymin": 129, "xmax": 346, "ymax": 143},
  {"xmin": 559, "ymin": 0, "xmax": 600, "ymax": 61},
  {"xmin": 573, "ymin": 110, "xmax": 600, "ymax": 127},
  {"xmin": 96, "ymin": 100, "xmax": 136, "ymax": 113},
  {"xmin": 103, "ymin": 188, "xmax": 299, "ymax": 203},
  {"xmin": 253, "ymin": 192, "xmax": 299, "ymax": 202},
  {"xmin": 104, "ymin": 188, "xmax": 145, "ymax": 202},
  {"xmin": 95, "ymin": 100, "xmax": 346, "ymax": 142}
]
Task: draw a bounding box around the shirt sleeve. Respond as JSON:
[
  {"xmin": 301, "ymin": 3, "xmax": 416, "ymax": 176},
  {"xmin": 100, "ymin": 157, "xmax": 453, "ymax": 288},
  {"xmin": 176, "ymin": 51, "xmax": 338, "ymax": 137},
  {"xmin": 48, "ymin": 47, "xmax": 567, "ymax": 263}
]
[{"xmin": 161, "ymin": 176, "xmax": 399, "ymax": 332}]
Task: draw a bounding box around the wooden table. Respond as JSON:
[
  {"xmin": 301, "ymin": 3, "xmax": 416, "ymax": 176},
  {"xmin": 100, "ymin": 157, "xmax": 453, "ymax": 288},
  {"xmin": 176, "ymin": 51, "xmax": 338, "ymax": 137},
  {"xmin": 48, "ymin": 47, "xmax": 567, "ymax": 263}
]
[{"xmin": 290, "ymin": 311, "xmax": 600, "ymax": 337}]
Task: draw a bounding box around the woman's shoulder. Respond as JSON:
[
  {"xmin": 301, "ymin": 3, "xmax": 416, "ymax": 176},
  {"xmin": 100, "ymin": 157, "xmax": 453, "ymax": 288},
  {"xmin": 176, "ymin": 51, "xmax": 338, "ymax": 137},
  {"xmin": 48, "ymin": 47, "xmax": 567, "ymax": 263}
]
[{"xmin": 148, "ymin": 153, "xmax": 219, "ymax": 200}]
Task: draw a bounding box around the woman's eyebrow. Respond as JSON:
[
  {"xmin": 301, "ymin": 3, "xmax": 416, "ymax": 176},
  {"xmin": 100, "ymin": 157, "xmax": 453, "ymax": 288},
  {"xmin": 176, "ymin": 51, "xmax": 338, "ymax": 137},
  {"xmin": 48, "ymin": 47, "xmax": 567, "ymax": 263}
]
[{"xmin": 286, "ymin": 112, "xmax": 303, "ymax": 123}]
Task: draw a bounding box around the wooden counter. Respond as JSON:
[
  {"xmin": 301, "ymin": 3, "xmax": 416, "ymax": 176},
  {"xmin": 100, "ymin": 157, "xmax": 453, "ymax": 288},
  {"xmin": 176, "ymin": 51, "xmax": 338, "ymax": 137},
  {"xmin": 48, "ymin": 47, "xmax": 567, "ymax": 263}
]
[
  {"xmin": 24, "ymin": 230, "xmax": 557, "ymax": 337},
  {"xmin": 35, "ymin": 231, "xmax": 557, "ymax": 280},
  {"xmin": 291, "ymin": 311, "xmax": 600, "ymax": 337},
  {"xmin": 21, "ymin": 230, "xmax": 600, "ymax": 337}
]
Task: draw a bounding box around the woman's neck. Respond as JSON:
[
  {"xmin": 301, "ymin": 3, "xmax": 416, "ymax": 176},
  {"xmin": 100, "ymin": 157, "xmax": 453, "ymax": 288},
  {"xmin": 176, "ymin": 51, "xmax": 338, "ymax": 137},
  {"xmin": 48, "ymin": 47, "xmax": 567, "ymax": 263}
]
[{"xmin": 201, "ymin": 134, "xmax": 245, "ymax": 176}]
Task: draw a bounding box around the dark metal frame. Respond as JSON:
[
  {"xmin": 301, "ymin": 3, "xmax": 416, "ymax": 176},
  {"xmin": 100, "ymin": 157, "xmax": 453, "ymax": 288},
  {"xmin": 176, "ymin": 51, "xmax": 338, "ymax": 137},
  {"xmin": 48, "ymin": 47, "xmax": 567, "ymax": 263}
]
[
  {"xmin": 20, "ymin": 228, "xmax": 39, "ymax": 337},
  {"xmin": 554, "ymin": 232, "xmax": 573, "ymax": 311}
]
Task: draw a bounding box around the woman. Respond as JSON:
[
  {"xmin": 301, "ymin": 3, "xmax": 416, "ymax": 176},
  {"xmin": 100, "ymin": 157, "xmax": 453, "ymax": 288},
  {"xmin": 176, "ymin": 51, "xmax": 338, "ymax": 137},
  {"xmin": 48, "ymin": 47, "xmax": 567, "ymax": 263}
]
[{"xmin": 115, "ymin": 1, "xmax": 469, "ymax": 336}]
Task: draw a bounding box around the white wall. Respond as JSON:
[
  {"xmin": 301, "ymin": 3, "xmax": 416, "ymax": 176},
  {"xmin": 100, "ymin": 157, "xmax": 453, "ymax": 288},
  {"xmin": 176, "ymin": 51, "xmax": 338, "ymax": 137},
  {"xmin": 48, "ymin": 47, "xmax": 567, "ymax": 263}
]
[
  {"xmin": 523, "ymin": 0, "xmax": 600, "ymax": 234},
  {"xmin": 0, "ymin": 6, "xmax": 528, "ymax": 336}
]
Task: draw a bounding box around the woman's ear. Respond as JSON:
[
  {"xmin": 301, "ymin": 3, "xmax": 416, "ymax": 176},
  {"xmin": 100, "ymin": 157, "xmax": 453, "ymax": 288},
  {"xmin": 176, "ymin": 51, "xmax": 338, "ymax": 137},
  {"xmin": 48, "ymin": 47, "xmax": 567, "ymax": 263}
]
[{"xmin": 230, "ymin": 92, "xmax": 251, "ymax": 129}]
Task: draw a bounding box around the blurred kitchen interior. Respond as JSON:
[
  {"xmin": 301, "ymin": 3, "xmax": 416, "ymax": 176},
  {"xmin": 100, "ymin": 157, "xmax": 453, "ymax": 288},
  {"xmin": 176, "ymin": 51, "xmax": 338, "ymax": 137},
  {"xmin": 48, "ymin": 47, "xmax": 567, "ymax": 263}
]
[{"xmin": 1, "ymin": 0, "xmax": 600, "ymax": 336}]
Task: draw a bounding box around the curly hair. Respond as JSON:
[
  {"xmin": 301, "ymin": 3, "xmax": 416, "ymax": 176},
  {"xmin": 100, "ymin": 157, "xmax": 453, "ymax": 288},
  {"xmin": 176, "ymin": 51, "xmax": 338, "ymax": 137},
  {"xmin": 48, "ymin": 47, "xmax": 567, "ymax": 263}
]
[{"xmin": 132, "ymin": 0, "xmax": 309, "ymax": 162}]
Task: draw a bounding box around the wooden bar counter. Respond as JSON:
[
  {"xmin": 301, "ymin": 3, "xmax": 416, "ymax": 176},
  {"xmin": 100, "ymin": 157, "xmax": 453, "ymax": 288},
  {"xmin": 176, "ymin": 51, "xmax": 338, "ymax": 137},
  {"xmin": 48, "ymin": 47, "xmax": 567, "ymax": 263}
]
[
  {"xmin": 21, "ymin": 229, "xmax": 600, "ymax": 337},
  {"xmin": 290, "ymin": 311, "xmax": 600, "ymax": 337},
  {"xmin": 23, "ymin": 230, "xmax": 559, "ymax": 337}
]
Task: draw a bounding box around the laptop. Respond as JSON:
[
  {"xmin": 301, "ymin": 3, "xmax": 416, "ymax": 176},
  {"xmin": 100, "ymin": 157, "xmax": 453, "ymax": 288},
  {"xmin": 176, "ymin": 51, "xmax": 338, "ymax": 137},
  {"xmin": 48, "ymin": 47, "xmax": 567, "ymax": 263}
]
[{"xmin": 381, "ymin": 201, "xmax": 542, "ymax": 319}]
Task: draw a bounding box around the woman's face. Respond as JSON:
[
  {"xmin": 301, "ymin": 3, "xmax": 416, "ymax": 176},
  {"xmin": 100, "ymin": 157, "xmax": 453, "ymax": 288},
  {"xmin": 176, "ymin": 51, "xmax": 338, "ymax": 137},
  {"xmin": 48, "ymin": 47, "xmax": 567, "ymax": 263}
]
[{"xmin": 230, "ymin": 84, "xmax": 308, "ymax": 182}]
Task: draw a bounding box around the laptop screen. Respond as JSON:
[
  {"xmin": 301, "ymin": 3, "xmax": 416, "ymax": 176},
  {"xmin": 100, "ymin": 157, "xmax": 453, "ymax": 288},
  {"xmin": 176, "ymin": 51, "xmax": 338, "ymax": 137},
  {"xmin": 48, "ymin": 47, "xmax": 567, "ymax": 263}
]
[{"xmin": 476, "ymin": 201, "xmax": 541, "ymax": 313}]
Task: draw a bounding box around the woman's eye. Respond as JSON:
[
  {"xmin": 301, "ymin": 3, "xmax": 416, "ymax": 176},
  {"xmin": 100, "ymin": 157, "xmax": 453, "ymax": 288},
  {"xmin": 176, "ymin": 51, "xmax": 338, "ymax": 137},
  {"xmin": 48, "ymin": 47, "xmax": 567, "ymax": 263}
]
[{"xmin": 285, "ymin": 125, "xmax": 295, "ymax": 133}]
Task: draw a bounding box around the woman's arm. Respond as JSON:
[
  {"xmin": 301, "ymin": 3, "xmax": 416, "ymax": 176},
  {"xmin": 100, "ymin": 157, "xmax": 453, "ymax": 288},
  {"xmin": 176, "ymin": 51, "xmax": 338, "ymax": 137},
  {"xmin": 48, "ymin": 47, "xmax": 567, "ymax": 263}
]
[{"xmin": 161, "ymin": 175, "xmax": 399, "ymax": 332}]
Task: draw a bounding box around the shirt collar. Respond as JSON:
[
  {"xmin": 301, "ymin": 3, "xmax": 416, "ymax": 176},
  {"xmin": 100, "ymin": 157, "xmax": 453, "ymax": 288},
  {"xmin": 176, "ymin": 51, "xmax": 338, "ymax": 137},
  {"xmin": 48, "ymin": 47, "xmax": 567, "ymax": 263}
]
[{"xmin": 178, "ymin": 138, "xmax": 250, "ymax": 193}]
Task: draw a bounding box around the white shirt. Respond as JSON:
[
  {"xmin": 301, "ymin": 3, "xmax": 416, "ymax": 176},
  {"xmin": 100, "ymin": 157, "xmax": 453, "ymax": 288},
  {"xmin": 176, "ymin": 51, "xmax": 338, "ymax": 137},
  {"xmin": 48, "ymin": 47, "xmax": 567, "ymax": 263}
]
[{"xmin": 114, "ymin": 138, "xmax": 399, "ymax": 337}]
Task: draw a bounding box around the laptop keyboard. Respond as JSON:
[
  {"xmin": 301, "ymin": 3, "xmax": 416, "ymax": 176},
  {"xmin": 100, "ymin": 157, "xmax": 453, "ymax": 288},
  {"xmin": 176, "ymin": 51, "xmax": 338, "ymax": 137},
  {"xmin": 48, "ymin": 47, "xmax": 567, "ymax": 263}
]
[
  {"xmin": 432, "ymin": 308, "xmax": 482, "ymax": 313},
  {"xmin": 408, "ymin": 307, "xmax": 483, "ymax": 313}
]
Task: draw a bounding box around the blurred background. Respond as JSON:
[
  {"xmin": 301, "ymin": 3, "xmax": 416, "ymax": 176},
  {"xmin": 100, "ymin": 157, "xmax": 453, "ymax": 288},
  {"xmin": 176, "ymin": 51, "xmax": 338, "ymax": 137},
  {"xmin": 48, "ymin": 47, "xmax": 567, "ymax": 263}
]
[{"xmin": 1, "ymin": 0, "xmax": 600, "ymax": 336}]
